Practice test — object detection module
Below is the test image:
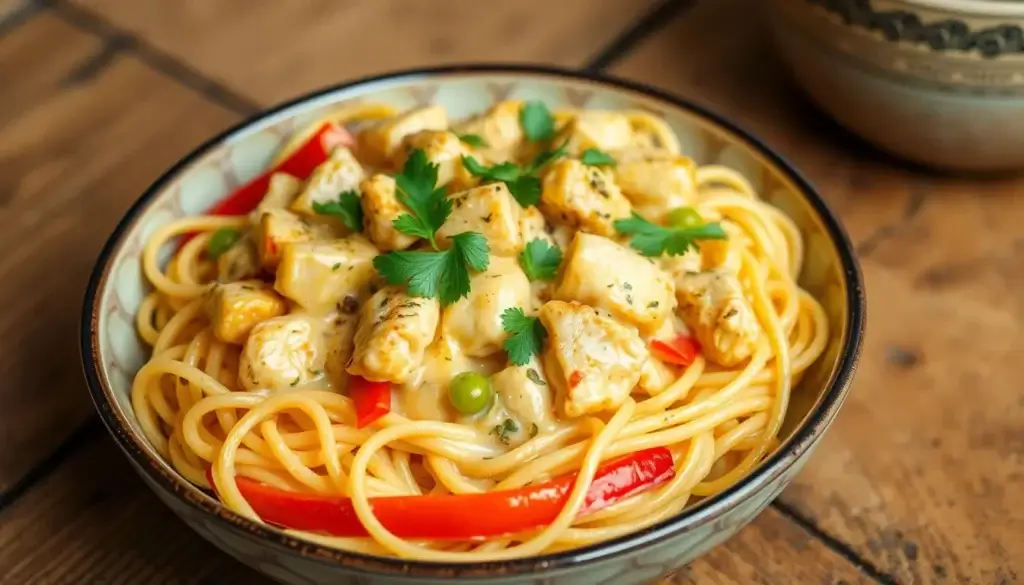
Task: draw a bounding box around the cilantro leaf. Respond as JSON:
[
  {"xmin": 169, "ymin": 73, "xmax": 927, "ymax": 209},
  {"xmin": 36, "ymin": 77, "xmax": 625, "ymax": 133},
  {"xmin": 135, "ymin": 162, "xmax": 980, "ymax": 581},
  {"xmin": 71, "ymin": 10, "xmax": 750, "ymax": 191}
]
[
  {"xmin": 527, "ymin": 142, "xmax": 568, "ymax": 173},
  {"xmin": 462, "ymin": 156, "xmax": 521, "ymax": 182},
  {"xmin": 392, "ymin": 149, "xmax": 451, "ymax": 249},
  {"xmin": 374, "ymin": 232, "xmax": 490, "ymax": 305},
  {"xmin": 207, "ymin": 228, "xmax": 241, "ymax": 259},
  {"xmin": 460, "ymin": 144, "xmax": 564, "ymax": 208},
  {"xmin": 501, "ymin": 307, "xmax": 546, "ymax": 366},
  {"xmin": 580, "ymin": 147, "xmax": 616, "ymax": 168},
  {"xmin": 312, "ymin": 190, "xmax": 363, "ymax": 232},
  {"xmin": 507, "ymin": 175, "xmax": 542, "ymax": 207},
  {"xmin": 613, "ymin": 212, "xmax": 728, "ymax": 257},
  {"xmin": 519, "ymin": 239, "xmax": 562, "ymax": 281},
  {"xmin": 520, "ymin": 101, "xmax": 556, "ymax": 142},
  {"xmin": 457, "ymin": 133, "xmax": 488, "ymax": 148}
]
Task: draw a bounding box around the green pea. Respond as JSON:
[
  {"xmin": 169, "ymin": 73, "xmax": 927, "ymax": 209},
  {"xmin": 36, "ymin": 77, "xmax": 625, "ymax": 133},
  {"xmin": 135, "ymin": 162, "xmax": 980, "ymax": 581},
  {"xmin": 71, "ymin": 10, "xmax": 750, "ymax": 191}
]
[
  {"xmin": 665, "ymin": 207, "xmax": 703, "ymax": 229},
  {"xmin": 449, "ymin": 372, "xmax": 493, "ymax": 415}
]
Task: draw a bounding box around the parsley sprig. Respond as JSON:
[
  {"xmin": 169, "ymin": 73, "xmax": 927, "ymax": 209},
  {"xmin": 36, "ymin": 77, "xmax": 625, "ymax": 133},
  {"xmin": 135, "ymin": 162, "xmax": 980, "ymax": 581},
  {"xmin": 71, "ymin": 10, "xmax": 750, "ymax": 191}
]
[
  {"xmin": 461, "ymin": 143, "xmax": 566, "ymax": 207},
  {"xmin": 373, "ymin": 149, "xmax": 490, "ymax": 305},
  {"xmin": 501, "ymin": 307, "xmax": 546, "ymax": 366},
  {"xmin": 457, "ymin": 133, "xmax": 488, "ymax": 148},
  {"xmin": 207, "ymin": 228, "xmax": 241, "ymax": 259},
  {"xmin": 519, "ymin": 239, "xmax": 562, "ymax": 281},
  {"xmin": 580, "ymin": 147, "xmax": 616, "ymax": 167},
  {"xmin": 312, "ymin": 190, "xmax": 363, "ymax": 232},
  {"xmin": 520, "ymin": 101, "xmax": 556, "ymax": 142},
  {"xmin": 613, "ymin": 212, "xmax": 728, "ymax": 257}
]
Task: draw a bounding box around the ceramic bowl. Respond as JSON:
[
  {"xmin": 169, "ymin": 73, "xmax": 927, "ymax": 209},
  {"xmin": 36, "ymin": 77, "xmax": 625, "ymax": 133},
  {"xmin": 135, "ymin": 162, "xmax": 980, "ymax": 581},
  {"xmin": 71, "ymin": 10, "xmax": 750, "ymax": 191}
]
[
  {"xmin": 80, "ymin": 65, "xmax": 865, "ymax": 585},
  {"xmin": 767, "ymin": 0, "xmax": 1024, "ymax": 172}
]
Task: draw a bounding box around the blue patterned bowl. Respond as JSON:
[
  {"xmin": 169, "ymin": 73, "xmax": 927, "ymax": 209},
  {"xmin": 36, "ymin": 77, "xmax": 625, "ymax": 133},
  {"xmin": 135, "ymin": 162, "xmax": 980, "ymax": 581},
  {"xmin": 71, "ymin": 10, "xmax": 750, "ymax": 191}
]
[{"xmin": 80, "ymin": 66, "xmax": 865, "ymax": 585}]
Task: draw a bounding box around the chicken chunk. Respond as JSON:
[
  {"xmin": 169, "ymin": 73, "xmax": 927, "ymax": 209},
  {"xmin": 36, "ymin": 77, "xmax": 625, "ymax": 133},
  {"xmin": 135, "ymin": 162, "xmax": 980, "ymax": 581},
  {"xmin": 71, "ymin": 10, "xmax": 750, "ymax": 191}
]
[
  {"xmin": 359, "ymin": 105, "xmax": 448, "ymax": 167},
  {"xmin": 347, "ymin": 287, "xmax": 441, "ymax": 384},
  {"xmin": 553, "ymin": 233, "xmax": 675, "ymax": 335},
  {"xmin": 251, "ymin": 173, "xmax": 302, "ymax": 220},
  {"xmin": 323, "ymin": 313, "xmax": 359, "ymax": 392},
  {"xmin": 216, "ymin": 234, "xmax": 261, "ymax": 282},
  {"xmin": 518, "ymin": 205, "xmax": 554, "ymax": 245},
  {"xmin": 203, "ymin": 280, "xmax": 288, "ymax": 345},
  {"xmin": 674, "ymin": 270, "xmax": 759, "ymax": 367},
  {"xmin": 540, "ymin": 159, "xmax": 631, "ymax": 237},
  {"xmin": 360, "ymin": 173, "xmax": 418, "ymax": 252},
  {"xmin": 396, "ymin": 130, "xmax": 477, "ymax": 191},
  {"xmin": 450, "ymin": 100, "xmax": 524, "ymax": 161},
  {"xmin": 442, "ymin": 256, "xmax": 531, "ymax": 357},
  {"xmin": 537, "ymin": 300, "xmax": 648, "ymax": 418},
  {"xmin": 239, "ymin": 314, "xmax": 326, "ymax": 391},
  {"xmin": 436, "ymin": 183, "xmax": 523, "ymax": 256},
  {"xmin": 555, "ymin": 110, "xmax": 634, "ymax": 157},
  {"xmin": 273, "ymin": 236, "xmax": 379, "ymax": 314},
  {"xmin": 614, "ymin": 154, "xmax": 698, "ymax": 221},
  {"xmin": 490, "ymin": 357, "xmax": 556, "ymax": 436},
  {"xmin": 289, "ymin": 147, "xmax": 365, "ymax": 219},
  {"xmin": 254, "ymin": 209, "xmax": 332, "ymax": 270}
]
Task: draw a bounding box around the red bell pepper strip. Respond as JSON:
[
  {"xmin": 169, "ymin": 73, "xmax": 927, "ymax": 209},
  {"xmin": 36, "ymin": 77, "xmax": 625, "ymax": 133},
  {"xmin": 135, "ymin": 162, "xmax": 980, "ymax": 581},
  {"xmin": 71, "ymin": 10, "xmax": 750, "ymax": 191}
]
[
  {"xmin": 181, "ymin": 122, "xmax": 354, "ymax": 249},
  {"xmin": 348, "ymin": 375, "xmax": 391, "ymax": 428},
  {"xmin": 649, "ymin": 333, "xmax": 701, "ymax": 366},
  {"xmin": 208, "ymin": 446, "xmax": 674, "ymax": 540}
]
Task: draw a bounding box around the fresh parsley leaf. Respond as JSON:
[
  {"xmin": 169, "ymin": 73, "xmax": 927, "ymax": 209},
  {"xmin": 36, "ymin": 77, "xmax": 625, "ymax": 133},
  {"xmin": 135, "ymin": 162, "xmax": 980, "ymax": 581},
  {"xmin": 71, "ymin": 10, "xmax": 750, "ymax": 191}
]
[
  {"xmin": 613, "ymin": 212, "xmax": 728, "ymax": 257},
  {"xmin": 527, "ymin": 142, "xmax": 568, "ymax": 173},
  {"xmin": 507, "ymin": 175, "xmax": 542, "ymax": 207},
  {"xmin": 501, "ymin": 307, "xmax": 546, "ymax": 366},
  {"xmin": 392, "ymin": 149, "xmax": 452, "ymax": 249},
  {"xmin": 312, "ymin": 190, "xmax": 363, "ymax": 232},
  {"xmin": 207, "ymin": 228, "xmax": 241, "ymax": 259},
  {"xmin": 520, "ymin": 101, "xmax": 556, "ymax": 142},
  {"xmin": 519, "ymin": 239, "xmax": 562, "ymax": 281},
  {"xmin": 462, "ymin": 156, "xmax": 520, "ymax": 182},
  {"xmin": 374, "ymin": 232, "xmax": 490, "ymax": 305},
  {"xmin": 580, "ymin": 147, "xmax": 616, "ymax": 167},
  {"xmin": 491, "ymin": 418, "xmax": 519, "ymax": 445},
  {"xmin": 460, "ymin": 143, "xmax": 564, "ymax": 208},
  {"xmin": 457, "ymin": 133, "xmax": 488, "ymax": 148}
]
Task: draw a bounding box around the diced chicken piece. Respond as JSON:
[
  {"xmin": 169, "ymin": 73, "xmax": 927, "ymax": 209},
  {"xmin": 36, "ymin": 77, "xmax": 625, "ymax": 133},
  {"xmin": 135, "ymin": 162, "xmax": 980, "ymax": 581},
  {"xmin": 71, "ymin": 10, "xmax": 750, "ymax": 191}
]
[
  {"xmin": 436, "ymin": 183, "xmax": 523, "ymax": 256},
  {"xmin": 359, "ymin": 105, "xmax": 448, "ymax": 167},
  {"xmin": 203, "ymin": 280, "xmax": 288, "ymax": 345},
  {"xmin": 491, "ymin": 357, "xmax": 557, "ymax": 437},
  {"xmin": 274, "ymin": 236, "xmax": 379, "ymax": 314},
  {"xmin": 396, "ymin": 130, "xmax": 477, "ymax": 191},
  {"xmin": 347, "ymin": 287, "xmax": 441, "ymax": 384},
  {"xmin": 553, "ymin": 233, "xmax": 675, "ymax": 335},
  {"xmin": 251, "ymin": 173, "xmax": 302, "ymax": 220},
  {"xmin": 659, "ymin": 249, "xmax": 703, "ymax": 280},
  {"xmin": 254, "ymin": 209, "xmax": 331, "ymax": 270},
  {"xmin": 699, "ymin": 222, "xmax": 743, "ymax": 274},
  {"xmin": 555, "ymin": 110, "xmax": 634, "ymax": 157},
  {"xmin": 451, "ymin": 100, "xmax": 524, "ymax": 161},
  {"xmin": 360, "ymin": 173, "xmax": 418, "ymax": 252},
  {"xmin": 540, "ymin": 159, "xmax": 631, "ymax": 237},
  {"xmin": 674, "ymin": 270, "xmax": 759, "ymax": 367},
  {"xmin": 323, "ymin": 312, "xmax": 359, "ymax": 392},
  {"xmin": 216, "ymin": 234, "xmax": 261, "ymax": 282},
  {"xmin": 239, "ymin": 314, "xmax": 326, "ymax": 391},
  {"xmin": 638, "ymin": 356, "xmax": 678, "ymax": 395},
  {"xmin": 442, "ymin": 256, "xmax": 531, "ymax": 357},
  {"xmin": 614, "ymin": 154, "xmax": 698, "ymax": 221},
  {"xmin": 289, "ymin": 147, "xmax": 365, "ymax": 218},
  {"xmin": 518, "ymin": 205, "xmax": 554, "ymax": 245},
  {"xmin": 537, "ymin": 300, "xmax": 648, "ymax": 418}
]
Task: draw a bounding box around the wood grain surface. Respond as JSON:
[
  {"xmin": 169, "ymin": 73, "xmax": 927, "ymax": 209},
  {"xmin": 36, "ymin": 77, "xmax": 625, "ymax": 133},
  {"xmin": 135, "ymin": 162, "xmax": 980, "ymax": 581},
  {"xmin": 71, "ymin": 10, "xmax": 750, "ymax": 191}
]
[
  {"xmin": 612, "ymin": 1, "xmax": 1024, "ymax": 583},
  {"xmin": 0, "ymin": 0, "xmax": 1020, "ymax": 584},
  {"xmin": 68, "ymin": 0, "xmax": 658, "ymax": 105}
]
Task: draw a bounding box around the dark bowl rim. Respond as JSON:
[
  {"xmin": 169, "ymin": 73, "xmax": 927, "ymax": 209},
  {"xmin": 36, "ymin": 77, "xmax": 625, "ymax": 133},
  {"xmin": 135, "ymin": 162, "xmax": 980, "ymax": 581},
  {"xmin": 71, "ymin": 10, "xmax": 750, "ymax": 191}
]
[{"xmin": 80, "ymin": 63, "xmax": 866, "ymax": 579}]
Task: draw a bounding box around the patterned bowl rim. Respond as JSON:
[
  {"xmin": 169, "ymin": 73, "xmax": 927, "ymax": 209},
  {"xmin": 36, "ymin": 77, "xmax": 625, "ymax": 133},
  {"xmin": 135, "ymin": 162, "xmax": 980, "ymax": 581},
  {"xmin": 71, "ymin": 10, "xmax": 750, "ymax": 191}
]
[{"xmin": 80, "ymin": 64, "xmax": 866, "ymax": 579}]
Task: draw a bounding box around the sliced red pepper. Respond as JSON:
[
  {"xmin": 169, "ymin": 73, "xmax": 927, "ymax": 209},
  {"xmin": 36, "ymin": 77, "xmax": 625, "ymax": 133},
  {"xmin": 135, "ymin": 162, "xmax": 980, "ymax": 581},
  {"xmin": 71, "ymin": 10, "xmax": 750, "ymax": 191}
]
[
  {"xmin": 568, "ymin": 370, "xmax": 584, "ymax": 389},
  {"xmin": 348, "ymin": 375, "xmax": 391, "ymax": 428},
  {"xmin": 180, "ymin": 122, "xmax": 354, "ymax": 249},
  {"xmin": 208, "ymin": 446, "xmax": 674, "ymax": 540},
  {"xmin": 649, "ymin": 333, "xmax": 701, "ymax": 366}
]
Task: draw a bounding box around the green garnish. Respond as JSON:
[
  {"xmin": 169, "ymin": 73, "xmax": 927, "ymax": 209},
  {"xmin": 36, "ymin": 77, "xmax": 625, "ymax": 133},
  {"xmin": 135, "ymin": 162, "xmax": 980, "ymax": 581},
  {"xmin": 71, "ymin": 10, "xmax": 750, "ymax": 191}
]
[
  {"xmin": 449, "ymin": 372, "xmax": 493, "ymax": 415},
  {"xmin": 374, "ymin": 232, "xmax": 490, "ymax": 305},
  {"xmin": 613, "ymin": 211, "xmax": 728, "ymax": 257},
  {"xmin": 491, "ymin": 418, "xmax": 519, "ymax": 445},
  {"xmin": 501, "ymin": 307, "xmax": 546, "ymax": 366},
  {"xmin": 313, "ymin": 190, "xmax": 363, "ymax": 232},
  {"xmin": 519, "ymin": 239, "xmax": 562, "ymax": 282},
  {"xmin": 664, "ymin": 206, "xmax": 703, "ymax": 229},
  {"xmin": 457, "ymin": 133, "xmax": 488, "ymax": 148},
  {"xmin": 525, "ymin": 368, "xmax": 546, "ymax": 387},
  {"xmin": 520, "ymin": 101, "xmax": 556, "ymax": 142},
  {"xmin": 460, "ymin": 143, "xmax": 566, "ymax": 208},
  {"xmin": 374, "ymin": 149, "xmax": 490, "ymax": 305},
  {"xmin": 529, "ymin": 423, "xmax": 539, "ymax": 438},
  {"xmin": 580, "ymin": 147, "xmax": 616, "ymax": 167},
  {"xmin": 207, "ymin": 228, "xmax": 241, "ymax": 259}
]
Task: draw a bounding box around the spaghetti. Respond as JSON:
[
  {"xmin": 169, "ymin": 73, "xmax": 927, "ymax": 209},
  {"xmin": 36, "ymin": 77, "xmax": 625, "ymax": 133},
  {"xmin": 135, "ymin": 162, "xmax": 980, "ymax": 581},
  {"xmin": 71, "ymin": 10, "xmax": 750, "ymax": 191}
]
[{"xmin": 130, "ymin": 100, "xmax": 829, "ymax": 561}]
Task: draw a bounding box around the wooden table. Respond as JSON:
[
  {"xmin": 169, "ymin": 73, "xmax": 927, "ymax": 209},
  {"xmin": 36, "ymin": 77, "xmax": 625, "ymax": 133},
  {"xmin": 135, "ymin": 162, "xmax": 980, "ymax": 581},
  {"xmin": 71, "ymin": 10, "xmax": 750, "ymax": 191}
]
[{"xmin": 1, "ymin": 1, "xmax": 1020, "ymax": 583}]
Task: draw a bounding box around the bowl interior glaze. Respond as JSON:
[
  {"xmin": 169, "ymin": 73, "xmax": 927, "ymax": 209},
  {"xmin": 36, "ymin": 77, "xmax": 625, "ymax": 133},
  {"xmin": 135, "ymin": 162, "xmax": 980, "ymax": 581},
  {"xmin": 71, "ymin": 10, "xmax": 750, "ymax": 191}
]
[{"xmin": 83, "ymin": 67, "xmax": 863, "ymax": 580}]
